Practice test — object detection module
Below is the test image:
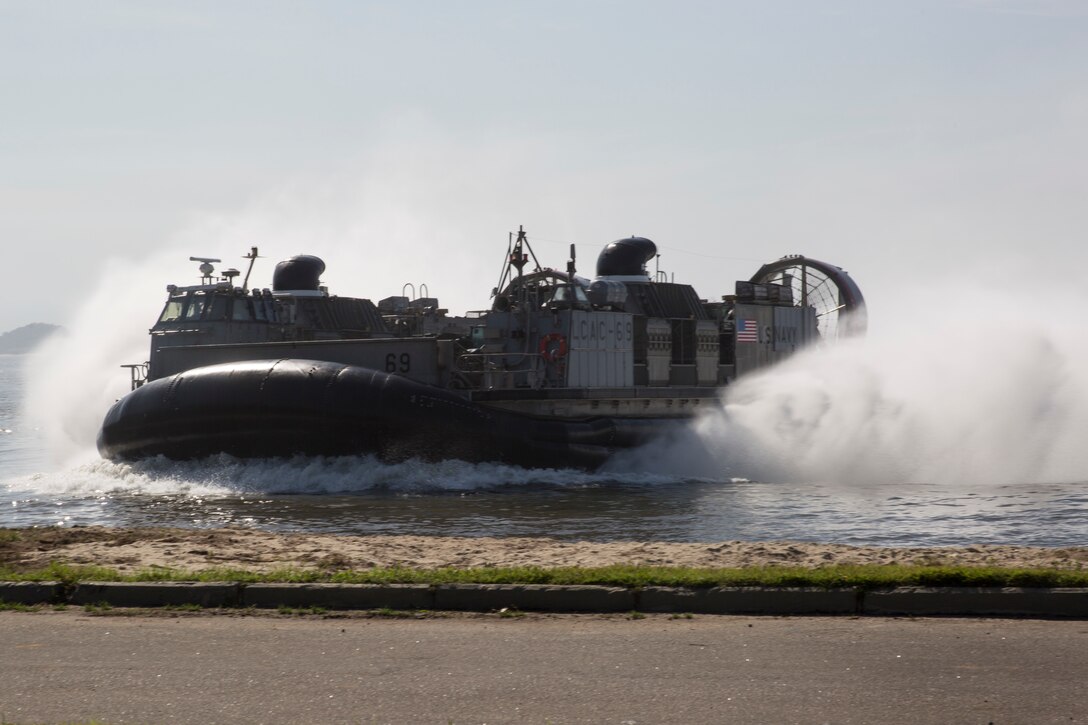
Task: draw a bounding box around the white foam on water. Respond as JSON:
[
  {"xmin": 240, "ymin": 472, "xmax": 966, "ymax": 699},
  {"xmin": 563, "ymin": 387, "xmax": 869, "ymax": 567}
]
[
  {"xmin": 4, "ymin": 454, "xmax": 691, "ymax": 499},
  {"xmin": 610, "ymin": 283, "xmax": 1088, "ymax": 486}
]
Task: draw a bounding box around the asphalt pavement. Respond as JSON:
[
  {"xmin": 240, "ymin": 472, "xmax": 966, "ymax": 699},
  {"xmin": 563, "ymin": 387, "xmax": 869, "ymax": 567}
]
[{"xmin": 1, "ymin": 610, "xmax": 1085, "ymax": 724}]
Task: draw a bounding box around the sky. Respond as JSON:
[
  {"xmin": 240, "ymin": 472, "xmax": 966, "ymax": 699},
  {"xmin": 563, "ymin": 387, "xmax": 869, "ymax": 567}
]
[{"xmin": 2, "ymin": 0, "xmax": 1087, "ymax": 334}]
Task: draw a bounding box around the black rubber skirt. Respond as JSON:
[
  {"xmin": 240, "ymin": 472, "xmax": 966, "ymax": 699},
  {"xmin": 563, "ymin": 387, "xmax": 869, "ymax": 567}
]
[{"xmin": 97, "ymin": 359, "xmax": 680, "ymax": 470}]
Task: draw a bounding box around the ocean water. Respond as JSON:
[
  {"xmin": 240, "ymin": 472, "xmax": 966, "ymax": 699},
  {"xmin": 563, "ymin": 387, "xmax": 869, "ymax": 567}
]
[{"xmin": 1, "ymin": 350, "xmax": 1085, "ymax": 547}]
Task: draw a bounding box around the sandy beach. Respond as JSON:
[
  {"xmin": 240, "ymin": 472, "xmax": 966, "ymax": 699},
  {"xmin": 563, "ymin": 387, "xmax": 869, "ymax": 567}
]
[{"xmin": 2, "ymin": 526, "xmax": 1086, "ymax": 574}]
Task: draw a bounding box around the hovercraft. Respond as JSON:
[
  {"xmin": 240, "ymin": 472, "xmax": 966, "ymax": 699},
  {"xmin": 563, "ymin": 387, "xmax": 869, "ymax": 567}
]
[{"xmin": 97, "ymin": 229, "xmax": 865, "ymax": 469}]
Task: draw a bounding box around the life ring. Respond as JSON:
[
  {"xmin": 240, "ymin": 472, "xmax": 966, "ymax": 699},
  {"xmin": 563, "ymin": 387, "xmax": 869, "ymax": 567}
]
[{"xmin": 539, "ymin": 333, "xmax": 568, "ymax": 362}]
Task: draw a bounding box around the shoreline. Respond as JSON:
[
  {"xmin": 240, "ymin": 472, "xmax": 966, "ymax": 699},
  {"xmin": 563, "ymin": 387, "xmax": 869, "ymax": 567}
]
[{"xmin": 3, "ymin": 526, "xmax": 1086, "ymax": 575}]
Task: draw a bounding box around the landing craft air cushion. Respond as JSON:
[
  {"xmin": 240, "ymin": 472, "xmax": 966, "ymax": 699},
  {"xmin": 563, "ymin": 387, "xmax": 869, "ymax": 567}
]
[{"xmin": 97, "ymin": 228, "xmax": 865, "ymax": 469}]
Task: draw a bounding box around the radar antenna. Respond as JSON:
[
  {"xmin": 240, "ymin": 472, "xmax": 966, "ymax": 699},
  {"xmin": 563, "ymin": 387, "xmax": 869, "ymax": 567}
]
[{"xmin": 189, "ymin": 256, "xmax": 221, "ymax": 285}]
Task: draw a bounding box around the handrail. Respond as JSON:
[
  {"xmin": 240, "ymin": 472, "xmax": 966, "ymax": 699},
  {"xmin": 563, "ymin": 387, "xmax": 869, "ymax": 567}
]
[
  {"xmin": 121, "ymin": 363, "xmax": 149, "ymax": 391},
  {"xmin": 453, "ymin": 351, "xmax": 544, "ymax": 390}
]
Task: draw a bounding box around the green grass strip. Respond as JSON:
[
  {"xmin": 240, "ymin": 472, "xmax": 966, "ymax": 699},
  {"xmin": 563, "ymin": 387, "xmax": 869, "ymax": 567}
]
[{"xmin": 2, "ymin": 561, "xmax": 1087, "ymax": 589}]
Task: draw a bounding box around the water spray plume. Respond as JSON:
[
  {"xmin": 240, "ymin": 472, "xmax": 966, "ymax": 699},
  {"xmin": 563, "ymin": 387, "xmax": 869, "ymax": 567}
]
[
  {"xmin": 21, "ymin": 252, "xmax": 181, "ymax": 468},
  {"xmin": 612, "ymin": 285, "xmax": 1088, "ymax": 485}
]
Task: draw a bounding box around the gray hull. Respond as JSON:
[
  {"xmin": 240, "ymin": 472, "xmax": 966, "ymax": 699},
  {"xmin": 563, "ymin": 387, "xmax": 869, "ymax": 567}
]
[{"xmin": 97, "ymin": 359, "xmax": 685, "ymax": 470}]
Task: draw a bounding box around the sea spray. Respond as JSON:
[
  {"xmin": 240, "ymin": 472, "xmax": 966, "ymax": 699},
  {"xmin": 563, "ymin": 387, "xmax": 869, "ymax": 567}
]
[
  {"xmin": 608, "ymin": 285, "xmax": 1088, "ymax": 485},
  {"xmin": 20, "ymin": 251, "xmax": 182, "ymax": 468}
]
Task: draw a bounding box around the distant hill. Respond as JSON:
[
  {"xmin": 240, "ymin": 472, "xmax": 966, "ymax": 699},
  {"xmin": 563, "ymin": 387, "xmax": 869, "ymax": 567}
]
[{"xmin": 0, "ymin": 323, "xmax": 63, "ymax": 354}]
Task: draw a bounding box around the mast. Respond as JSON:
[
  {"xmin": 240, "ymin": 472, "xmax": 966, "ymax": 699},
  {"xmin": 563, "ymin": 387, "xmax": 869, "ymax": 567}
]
[{"xmin": 241, "ymin": 247, "xmax": 260, "ymax": 292}]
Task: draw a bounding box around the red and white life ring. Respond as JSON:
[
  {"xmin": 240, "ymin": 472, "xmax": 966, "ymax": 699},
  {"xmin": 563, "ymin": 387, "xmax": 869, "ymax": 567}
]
[{"xmin": 538, "ymin": 333, "xmax": 568, "ymax": 362}]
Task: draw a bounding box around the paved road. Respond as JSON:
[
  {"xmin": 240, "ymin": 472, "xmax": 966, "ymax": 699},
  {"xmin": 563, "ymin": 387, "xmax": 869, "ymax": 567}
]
[{"xmin": 1, "ymin": 610, "xmax": 1085, "ymax": 724}]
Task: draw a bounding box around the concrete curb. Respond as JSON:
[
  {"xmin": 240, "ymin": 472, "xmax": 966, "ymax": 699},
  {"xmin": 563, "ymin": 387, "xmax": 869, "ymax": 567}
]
[
  {"xmin": 638, "ymin": 586, "xmax": 860, "ymax": 614},
  {"xmin": 0, "ymin": 582, "xmax": 63, "ymax": 605},
  {"xmin": 435, "ymin": 584, "xmax": 635, "ymax": 612},
  {"xmin": 863, "ymin": 587, "xmax": 1088, "ymax": 618},
  {"xmin": 69, "ymin": 582, "xmax": 242, "ymax": 608},
  {"xmin": 2, "ymin": 583, "xmax": 1086, "ymax": 618},
  {"xmin": 244, "ymin": 583, "xmax": 433, "ymax": 610}
]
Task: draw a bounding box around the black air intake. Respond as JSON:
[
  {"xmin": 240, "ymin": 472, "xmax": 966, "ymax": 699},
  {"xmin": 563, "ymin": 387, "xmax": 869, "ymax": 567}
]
[
  {"xmin": 596, "ymin": 237, "xmax": 657, "ymax": 277},
  {"xmin": 272, "ymin": 255, "xmax": 326, "ymax": 291}
]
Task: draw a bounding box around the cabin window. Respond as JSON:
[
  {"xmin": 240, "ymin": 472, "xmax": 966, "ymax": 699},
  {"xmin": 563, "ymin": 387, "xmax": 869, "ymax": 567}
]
[
  {"xmin": 547, "ymin": 286, "xmax": 571, "ymax": 305},
  {"xmin": 543, "ymin": 285, "xmax": 591, "ymax": 309},
  {"xmin": 205, "ymin": 295, "xmax": 228, "ymax": 321},
  {"xmin": 158, "ymin": 296, "xmax": 187, "ymax": 322},
  {"xmin": 184, "ymin": 293, "xmax": 206, "ymax": 320}
]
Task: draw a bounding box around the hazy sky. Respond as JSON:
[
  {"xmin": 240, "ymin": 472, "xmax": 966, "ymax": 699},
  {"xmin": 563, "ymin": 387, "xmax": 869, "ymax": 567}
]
[{"xmin": 3, "ymin": 0, "xmax": 1086, "ymax": 334}]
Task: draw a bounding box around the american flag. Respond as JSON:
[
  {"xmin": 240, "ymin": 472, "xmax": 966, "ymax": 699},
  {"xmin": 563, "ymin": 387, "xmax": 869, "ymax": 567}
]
[{"xmin": 736, "ymin": 319, "xmax": 759, "ymax": 343}]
